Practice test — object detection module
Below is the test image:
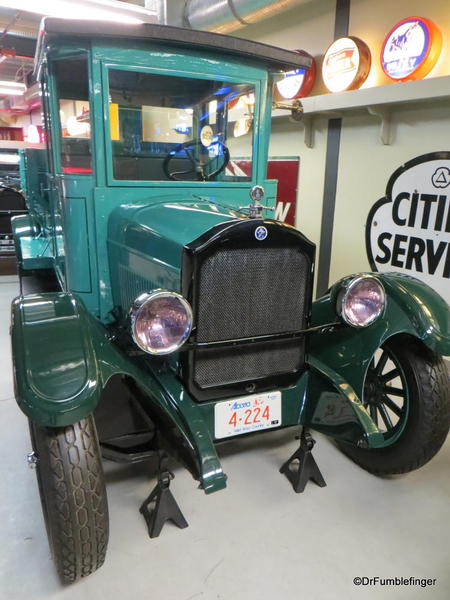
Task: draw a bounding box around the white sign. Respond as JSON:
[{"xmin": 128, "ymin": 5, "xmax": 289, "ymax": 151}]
[
  {"xmin": 366, "ymin": 152, "xmax": 450, "ymax": 302},
  {"xmin": 276, "ymin": 69, "xmax": 306, "ymax": 99},
  {"xmin": 322, "ymin": 37, "xmax": 371, "ymax": 93}
]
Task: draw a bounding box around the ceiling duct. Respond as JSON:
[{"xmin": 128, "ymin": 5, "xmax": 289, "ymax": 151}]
[
  {"xmin": 178, "ymin": 0, "xmax": 313, "ymax": 33},
  {"xmin": 144, "ymin": 0, "xmax": 167, "ymax": 23}
]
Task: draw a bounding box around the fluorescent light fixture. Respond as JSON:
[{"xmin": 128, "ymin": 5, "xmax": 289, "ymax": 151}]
[
  {"xmin": 0, "ymin": 87, "xmax": 25, "ymax": 95},
  {"xmin": 0, "ymin": 153, "xmax": 20, "ymax": 163},
  {"xmin": 0, "ymin": 81, "xmax": 26, "ymax": 96},
  {"xmin": 0, "ymin": 81, "xmax": 26, "ymax": 89},
  {"xmin": 0, "ymin": 0, "xmax": 150, "ymax": 24}
]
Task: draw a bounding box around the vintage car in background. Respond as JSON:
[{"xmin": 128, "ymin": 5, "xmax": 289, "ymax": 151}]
[
  {"xmin": 11, "ymin": 18, "xmax": 450, "ymax": 583},
  {"xmin": 0, "ymin": 154, "xmax": 27, "ymax": 273}
]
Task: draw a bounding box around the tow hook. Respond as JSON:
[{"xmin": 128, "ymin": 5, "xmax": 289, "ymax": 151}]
[{"xmin": 27, "ymin": 452, "xmax": 38, "ymax": 469}]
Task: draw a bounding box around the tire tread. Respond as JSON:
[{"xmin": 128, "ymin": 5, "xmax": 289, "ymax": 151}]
[{"xmin": 31, "ymin": 416, "xmax": 109, "ymax": 583}]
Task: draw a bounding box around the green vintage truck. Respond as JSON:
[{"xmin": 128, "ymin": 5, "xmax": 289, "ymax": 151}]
[{"xmin": 11, "ymin": 18, "xmax": 450, "ymax": 583}]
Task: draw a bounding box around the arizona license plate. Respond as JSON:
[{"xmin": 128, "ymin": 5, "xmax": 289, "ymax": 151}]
[{"xmin": 214, "ymin": 391, "xmax": 282, "ymax": 439}]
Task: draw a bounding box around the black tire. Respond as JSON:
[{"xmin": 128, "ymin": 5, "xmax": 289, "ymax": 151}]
[
  {"xmin": 29, "ymin": 415, "xmax": 109, "ymax": 583},
  {"xmin": 338, "ymin": 335, "xmax": 450, "ymax": 475}
]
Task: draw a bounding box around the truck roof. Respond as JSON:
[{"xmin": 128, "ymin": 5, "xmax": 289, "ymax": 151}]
[{"xmin": 35, "ymin": 18, "xmax": 312, "ymax": 74}]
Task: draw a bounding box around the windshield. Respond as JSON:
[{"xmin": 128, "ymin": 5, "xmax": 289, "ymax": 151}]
[{"xmin": 108, "ymin": 69, "xmax": 255, "ymax": 182}]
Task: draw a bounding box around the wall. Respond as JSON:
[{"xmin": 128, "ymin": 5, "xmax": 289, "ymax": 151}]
[
  {"xmin": 242, "ymin": 0, "xmax": 336, "ymax": 282},
  {"xmin": 239, "ymin": 0, "xmax": 450, "ymax": 295},
  {"xmin": 332, "ymin": 0, "xmax": 450, "ymax": 283},
  {"xmin": 14, "ymin": 107, "xmax": 42, "ymax": 130}
]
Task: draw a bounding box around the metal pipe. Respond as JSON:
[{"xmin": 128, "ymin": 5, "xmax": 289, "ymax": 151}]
[{"xmin": 180, "ymin": 0, "xmax": 313, "ymax": 33}]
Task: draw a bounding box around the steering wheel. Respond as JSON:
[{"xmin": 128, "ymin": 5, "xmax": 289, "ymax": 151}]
[{"xmin": 162, "ymin": 140, "xmax": 230, "ymax": 181}]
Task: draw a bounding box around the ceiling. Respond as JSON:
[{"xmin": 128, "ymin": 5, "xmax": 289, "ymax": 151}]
[
  {"xmin": 0, "ymin": 2, "xmax": 152, "ymax": 110},
  {"xmin": 0, "ymin": 55, "xmax": 33, "ymax": 82},
  {"xmin": 0, "ymin": 7, "xmax": 40, "ymax": 40}
]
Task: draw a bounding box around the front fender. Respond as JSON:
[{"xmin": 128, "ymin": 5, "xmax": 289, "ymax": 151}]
[
  {"xmin": 11, "ymin": 292, "xmax": 226, "ymax": 493},
  {"xmin": 309, "ymin": 272, "xmax": 450, "ymax": 416},
  {"xmin": 11, "ymin": 292, "xmax": 102, "ymax": 426},
  {"xmin": 380, "ymin": 272, "xmax": 450, "ymax": 355}
]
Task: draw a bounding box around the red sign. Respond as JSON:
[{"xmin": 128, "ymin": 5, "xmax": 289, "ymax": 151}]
[
  {"xmin": 325, "ymin": 48, "xmax": 356, "ymax": 74},
  {"xmin": 267, "ymin": 159, "xmax": 299, "ymax": 226}
]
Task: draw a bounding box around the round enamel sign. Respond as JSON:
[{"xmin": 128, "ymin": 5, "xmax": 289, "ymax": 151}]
[
  {"xmin": 381, "ymin": 17, "xmax": 442, "ymax": 81},
  {"xmin": 274, "ymin": 50, "xmax": 316, "ymax": 101},
  {"xmin": 322, "ymin": 37, "xmax": 371, "ymax": 93}
]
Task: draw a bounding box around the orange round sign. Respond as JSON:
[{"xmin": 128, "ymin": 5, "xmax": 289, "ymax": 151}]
[
  {"xmin": 322, "ymin": 37, "xmax": 371, "ymax": 93},
  {"xmin": 381, "ymin": 17, "xmax": 442, "ymax": 82},
  {"xmin": 273, "ymin": 50, "xmax": 316, "ymax": 101}
]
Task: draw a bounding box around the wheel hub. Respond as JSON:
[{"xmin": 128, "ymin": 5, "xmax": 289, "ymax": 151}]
[{"xmin": 365, "ymin": 370, "xmax": 384, "ymax": 405}]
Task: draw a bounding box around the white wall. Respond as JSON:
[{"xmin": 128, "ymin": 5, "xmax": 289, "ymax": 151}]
[
  {"xmin": 240, "ymin": 0, "xmax": 450, "ymax": 293},
  {"xmin": 243, "ymin": 0, "xmax": 336, "ymax": 274},
  {"xmin": 14, "ymin": 107, "xmax": 42, "ymax": 130}
]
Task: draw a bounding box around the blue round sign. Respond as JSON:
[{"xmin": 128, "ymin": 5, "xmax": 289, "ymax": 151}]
[
  {"xmin": 381, "ymin": 17, "xmax": 438, "ymax": 81},
  {"xmin": 255, "ymin": 226, "xmax": 268, "ymax": 241}
]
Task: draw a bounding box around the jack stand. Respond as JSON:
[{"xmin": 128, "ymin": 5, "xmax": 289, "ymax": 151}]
[
  {"xmin": 139, "ymin": 452, "xmax": 188, "ymax": 538},
  {"xmin": 280, "ymin": 428, "xmax": 327, "ymax": 493}
]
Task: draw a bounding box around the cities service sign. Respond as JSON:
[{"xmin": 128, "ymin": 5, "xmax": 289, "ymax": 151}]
[{"xmin": 366, "ymin": 152, "xmax": 450, "ymax": 302}]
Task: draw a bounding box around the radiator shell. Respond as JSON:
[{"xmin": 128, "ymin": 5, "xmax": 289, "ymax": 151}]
[{"xmin": 181, "ymin": 219, "xmax": 315, "ymax": 401}]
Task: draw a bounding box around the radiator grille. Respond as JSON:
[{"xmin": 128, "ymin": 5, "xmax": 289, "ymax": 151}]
[
  {"xmin": 196, "ymin": 246, "xmax": 309, "ymax": 342},
  {"xmin": 117, "ymin": 263, "xmax": 153, "ymax": 312},
  {"xmin": 194, "ymin": 339, "xmax": 305, "ymax": 388},
  {"xmin": 192, "ymin": 245, "xmax": 310, "ymax": 390}
]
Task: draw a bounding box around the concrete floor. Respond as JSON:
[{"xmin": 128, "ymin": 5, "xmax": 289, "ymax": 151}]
[{"xmin": 1, "ymin": 274, "xmax": 449, "ymax": 600}]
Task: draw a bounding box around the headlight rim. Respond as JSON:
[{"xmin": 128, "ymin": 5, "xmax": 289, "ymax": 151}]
[
  {"xmin": 340, "ymin": 274, "xmax": 386, "ymax": 328},
  {"xmin": 130, "ymin": 289, "xmax": 193, "ymax": 355}
]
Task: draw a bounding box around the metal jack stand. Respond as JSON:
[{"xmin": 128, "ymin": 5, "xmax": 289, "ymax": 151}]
[
  {"xmin": 280, "ymin": 428, "xmax": 327, "ymax": 493},
  {"xmin": 139, "ymin": 452, "xmax": 188, "ymax": 538}
]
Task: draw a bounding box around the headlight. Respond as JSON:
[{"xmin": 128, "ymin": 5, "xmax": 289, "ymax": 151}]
[
  {"xmin": 340, "ymin": 276, "xmax": 385, "ymax": 327},
  {"xmin": 130, "ymin": 290, "xmax": 193, "ymax": 355}
]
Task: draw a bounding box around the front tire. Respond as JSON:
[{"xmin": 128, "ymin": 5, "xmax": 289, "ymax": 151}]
[
  {"xmin": 29, "ymin": 415, "xmax": 109, "ymax": 583},
  {"xmin": 338, "ymin": 335, "xmax": 450, "ymax": 475}
]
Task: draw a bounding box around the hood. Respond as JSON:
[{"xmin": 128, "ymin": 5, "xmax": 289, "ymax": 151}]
[
  {"xmin": 108, "ymin": 196, "xmax": 243, "ymax": 271},
  {"xmin": 107, "ymin": 196, "xmax": 245, "ymax": 315}
]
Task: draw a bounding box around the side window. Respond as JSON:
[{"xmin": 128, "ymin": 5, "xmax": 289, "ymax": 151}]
[{"xmin": 53, "ymin": 56, "xmax": 92, "ymax": 174}]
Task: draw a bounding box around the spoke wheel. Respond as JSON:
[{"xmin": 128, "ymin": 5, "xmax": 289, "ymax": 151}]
[
  {"xmin": 363, "ymin": 347, "xmax": 409, "ymax": 445},
  {"xmin": 337, "ymin": 335, "xmax": 450, "ymax": 475}
]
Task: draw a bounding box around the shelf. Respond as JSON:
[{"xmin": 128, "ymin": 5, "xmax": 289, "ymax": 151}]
[
  {"xmin": 273, "ymin": 75, "xmax": 450, "ymax": 147},
  {"xmin": 0, "ymin": 141, "xmax": 46, "ymax": 150}
]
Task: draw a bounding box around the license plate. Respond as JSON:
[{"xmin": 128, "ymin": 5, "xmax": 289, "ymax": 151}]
[{"xmin": 214, "ymin": 391, "xmax": 282, "ymax": 439}]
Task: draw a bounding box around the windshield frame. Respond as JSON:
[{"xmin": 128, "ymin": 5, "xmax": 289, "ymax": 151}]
[{"xmin": 101, "ymin": 59, "xmax": 263, "ymax": 188}]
